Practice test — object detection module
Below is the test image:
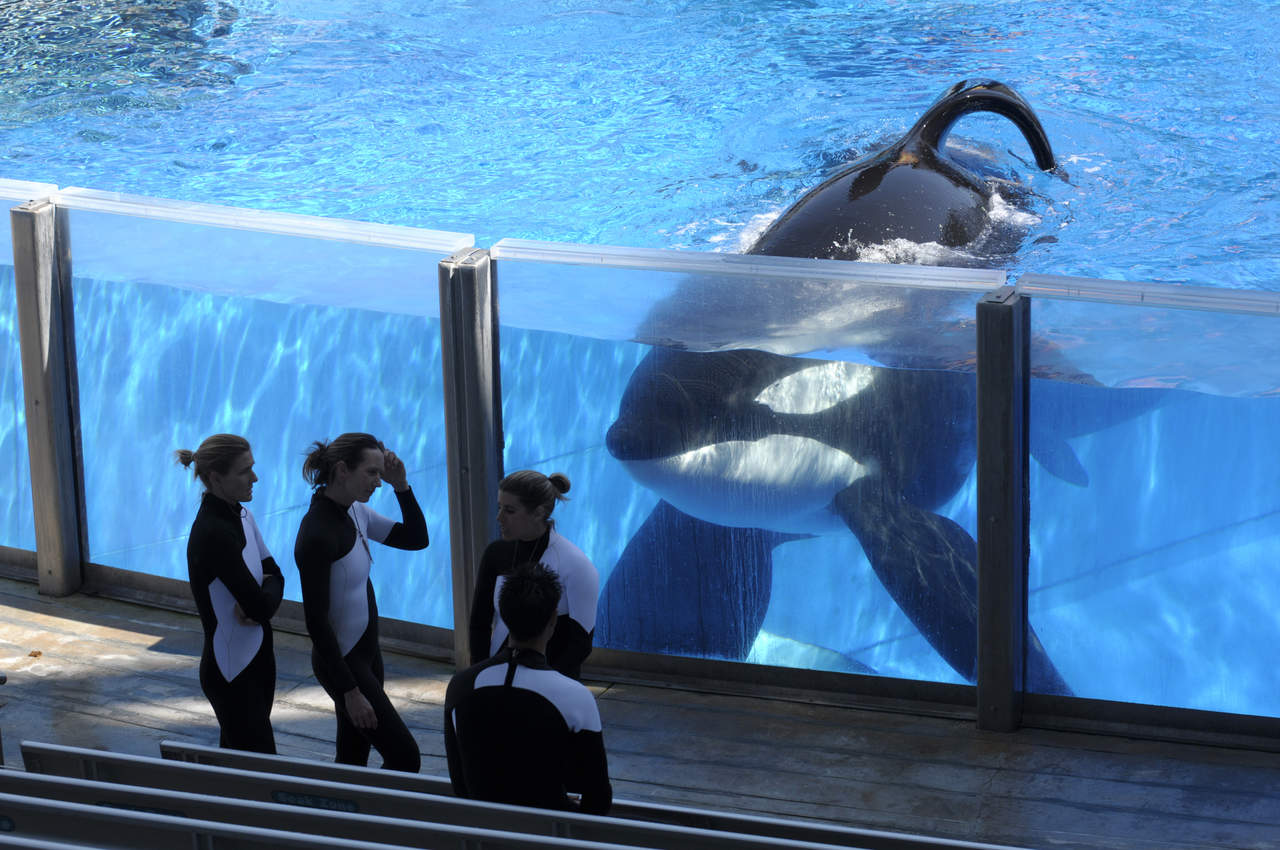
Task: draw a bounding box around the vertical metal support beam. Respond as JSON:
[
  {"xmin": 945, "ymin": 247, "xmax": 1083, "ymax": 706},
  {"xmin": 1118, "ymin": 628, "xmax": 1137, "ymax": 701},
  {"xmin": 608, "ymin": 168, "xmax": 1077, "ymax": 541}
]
[
  {"xmin": 11, "ymin": 200, "xmax": 86, "ymax": 597},
  {"xmin": 976, "ymin": 286, "xmax": 1029, "ymax": 731},
  {"xmin": 439, "ymin": 248, "xmax": 504, "ymax": 668}
]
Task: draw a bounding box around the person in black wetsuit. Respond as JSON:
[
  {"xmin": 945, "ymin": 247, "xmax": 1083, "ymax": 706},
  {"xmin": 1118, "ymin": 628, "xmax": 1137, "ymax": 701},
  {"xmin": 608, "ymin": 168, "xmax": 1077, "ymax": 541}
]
[
  {"xmin": 446, "ymin": 562, "xmax": 611, "ymax": 814},
  {"xmin": 177, "ymin": 433, "xmax": 284, "ymax": 754},
  {"xmin": 294, "ymin": 432, "xmax": 428, "ymax": 771},
  {"xmin": 469, "ymin": 470, "xmax": 599, "ymax": 680}
]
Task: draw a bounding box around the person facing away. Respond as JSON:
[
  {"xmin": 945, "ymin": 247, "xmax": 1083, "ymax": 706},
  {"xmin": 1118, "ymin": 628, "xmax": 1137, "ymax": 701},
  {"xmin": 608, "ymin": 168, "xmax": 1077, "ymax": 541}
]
[
  {"xmin": 293, "ymin": 432, "xmax": 428, "ymax": 771},
  {"xmin": 469, "ymin": 470, "xmax": 599, "ymax": 680},
  {"xmin": 446, "ymin": 562, "xmax": 612, "ymax": 814},
  {"xmin": 177, "ymin": 433, "xmax": 284, "ymax": 754}
]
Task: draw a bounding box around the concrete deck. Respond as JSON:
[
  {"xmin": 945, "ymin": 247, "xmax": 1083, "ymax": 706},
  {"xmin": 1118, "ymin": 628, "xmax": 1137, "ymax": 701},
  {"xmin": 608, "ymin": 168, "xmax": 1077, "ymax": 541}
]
[{"xmin": 1, "ymin": 576, "xmax": 1278, "ymax": 850}]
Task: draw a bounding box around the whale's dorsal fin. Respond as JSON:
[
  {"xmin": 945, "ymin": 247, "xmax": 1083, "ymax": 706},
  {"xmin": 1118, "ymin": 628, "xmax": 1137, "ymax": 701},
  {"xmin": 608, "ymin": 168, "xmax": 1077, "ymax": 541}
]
[{"xmin": 906, "ymin": 79, "xmax": 1057, "ymax": 171}]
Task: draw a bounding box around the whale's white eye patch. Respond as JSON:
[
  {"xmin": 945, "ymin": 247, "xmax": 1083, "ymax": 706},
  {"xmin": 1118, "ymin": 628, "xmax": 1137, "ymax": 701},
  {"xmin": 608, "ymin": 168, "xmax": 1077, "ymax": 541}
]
[{"xmin": 754, "ymin": 361, "xmax": 876, "ymax": 416}]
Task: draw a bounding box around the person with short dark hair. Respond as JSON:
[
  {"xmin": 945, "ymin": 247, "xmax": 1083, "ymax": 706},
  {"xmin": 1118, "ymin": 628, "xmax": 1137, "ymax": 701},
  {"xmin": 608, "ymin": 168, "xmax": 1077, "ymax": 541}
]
[
  {"xmin": 445, "ymin": 562, "xmax": 612, "ymax": 814},
  {"xmin": 469, "ymin": 469, "xmax": 599, "ymax": 679},
  {"xmin": 177, "ymin": 433, "xmax": 284, "ymax": 754},
  {"xmin": 294, "ymin": 432, "xmax": 428, "ymax": 771}
]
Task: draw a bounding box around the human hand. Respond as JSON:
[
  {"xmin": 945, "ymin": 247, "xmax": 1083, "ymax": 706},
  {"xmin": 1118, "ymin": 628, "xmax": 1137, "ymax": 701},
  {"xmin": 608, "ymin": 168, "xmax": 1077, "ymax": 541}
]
[
  {"xmin": 344, "ymin": 688, "xmax": 378, "ymax": 730},
  {"xmin": 383, "ymin": 450, "xmax": 409, "ymax": 492}
]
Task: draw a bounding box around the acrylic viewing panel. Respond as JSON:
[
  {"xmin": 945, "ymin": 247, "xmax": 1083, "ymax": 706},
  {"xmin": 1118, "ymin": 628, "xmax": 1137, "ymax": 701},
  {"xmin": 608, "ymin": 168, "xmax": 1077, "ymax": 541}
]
[
  {"xmin": 491, "ymin": 239, "xmax": 996, "ymax": 683},
  {"xmin": 0, "ymin": 264, "xmax": 35, "ymax": 553},
  {"xmin": 1026, "ymin": 287, "xmax": 1280, "ymax": 717},
  {"xmin": 62, "ymin": 194, "xmax": 473, "ymax": 629}
]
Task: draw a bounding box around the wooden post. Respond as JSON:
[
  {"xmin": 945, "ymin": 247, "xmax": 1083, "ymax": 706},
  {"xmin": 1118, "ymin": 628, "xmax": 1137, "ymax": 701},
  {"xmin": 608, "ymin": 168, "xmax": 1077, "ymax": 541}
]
[
  {"xmin": 976, "ymin": 286, "xmax": 1029, "ymax": 731},
  {"xmin": 11, "ymin": 200, "xmax": 86, "ymax": 596},
  {"xmin": 439, "ymin": 248, "xmax": 504, "ymax": 668}
]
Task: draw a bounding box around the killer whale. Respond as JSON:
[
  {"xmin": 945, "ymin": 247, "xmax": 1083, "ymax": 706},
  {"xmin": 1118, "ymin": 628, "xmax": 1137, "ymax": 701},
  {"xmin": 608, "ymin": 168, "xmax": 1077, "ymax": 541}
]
[
  {"xmin": 597, "ymin": 80, "xmax": 1080, "ymax": 691},
  {"xmin": 749, "ymin": 78, "xmax": 1057, "ymax": 261},
  {"xmin": 601, "ymin": 348, "xmax": 1074, "ymax": 692}
]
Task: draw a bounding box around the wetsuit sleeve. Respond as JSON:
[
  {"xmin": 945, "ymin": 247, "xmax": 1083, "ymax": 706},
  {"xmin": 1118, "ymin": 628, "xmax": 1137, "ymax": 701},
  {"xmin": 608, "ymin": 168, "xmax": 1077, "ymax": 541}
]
[
  {"xmin": 546, "ymin": 615, "xmax": 593, "ymax": 679},
  {"xmin": 251, "ymin": 514, "xmax": 285, "ymax": 619},
  {"xmin": 567, "ymin": 730, "xmax": 612, "ymax": 815},
  {"xmin": 296, "ymin": 532, "xmax": 358, "ymax": 694},
  {"xmin": 367, "ymin": 488, "xmax": 429, "ymax": 550},
  {"xmin": 547, "ymin": 546, "xmax": 598, "ymax": 677},
  {"xmin": 564, "ymin": 550, "xmax": 599, "ymax": 633},
  {"xmin": 206, "ymin": 530, "xmax": 283, "ymax": 625},
  {"xmin": 468, "ymin": 545, "xmax": 501, "ymax": 666},
  {"xmin": 259, "ymin": 557, "xmax": 285, "ymax": 619}
]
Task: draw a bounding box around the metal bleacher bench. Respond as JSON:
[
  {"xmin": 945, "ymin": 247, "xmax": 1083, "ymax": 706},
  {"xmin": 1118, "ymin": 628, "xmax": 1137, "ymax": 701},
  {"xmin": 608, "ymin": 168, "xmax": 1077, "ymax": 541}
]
[
  {"xmin": 0, "ymin": 836, "xmax": 126, "ymax": 850},
  {"xmin": 20, "ymin": 740, "xmax": 928, "ymax": 850},
  {"xmin": 158, "ymin": 738, "xmax": 1027, "ymax": 850},
  {"xmin": 0, "ymin": 771, "xmax": 650, "ymax": 850},
  {"xmin": 0, "ymin": 786, "xmax": 581, "ymax": 850}
]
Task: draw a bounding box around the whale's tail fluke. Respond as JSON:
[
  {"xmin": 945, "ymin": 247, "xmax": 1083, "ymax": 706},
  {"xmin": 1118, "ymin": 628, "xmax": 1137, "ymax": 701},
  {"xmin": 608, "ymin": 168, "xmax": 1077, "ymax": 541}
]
[{"xmin": 907, "ymin": 79, "xmax": 1057, "ymax": 172}]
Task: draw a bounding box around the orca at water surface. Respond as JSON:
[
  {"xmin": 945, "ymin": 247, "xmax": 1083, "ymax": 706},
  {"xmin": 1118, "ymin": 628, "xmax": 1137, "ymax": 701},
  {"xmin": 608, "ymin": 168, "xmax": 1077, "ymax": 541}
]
[{"xmin": 594, "ymin": 80, "xmax": 1140, "ymax": 695}]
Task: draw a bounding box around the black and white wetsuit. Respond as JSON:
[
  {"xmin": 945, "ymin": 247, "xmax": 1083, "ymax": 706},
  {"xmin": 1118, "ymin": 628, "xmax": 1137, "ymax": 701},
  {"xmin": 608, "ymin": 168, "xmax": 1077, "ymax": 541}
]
[
  {"xmin": 444, "ymin": 647, "xmax": 611, "ymax": 814},
  {"xmin": 469, "ymin": 528, "xmax": 599, "ymax": 679},
  {"xmin": 187, "ymin": 493, "xmax": 284, "ymax": 754},
  {"xmin": 294, "ymin": 487, "xmax": 428, "ymax": 771}
]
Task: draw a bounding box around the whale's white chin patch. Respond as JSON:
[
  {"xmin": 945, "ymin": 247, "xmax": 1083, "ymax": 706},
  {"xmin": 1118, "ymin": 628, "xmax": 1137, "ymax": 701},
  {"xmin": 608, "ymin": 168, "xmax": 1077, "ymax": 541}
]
[{"xmin": 623, "ymin": 434, "xmax": 869, "ymax": 534}]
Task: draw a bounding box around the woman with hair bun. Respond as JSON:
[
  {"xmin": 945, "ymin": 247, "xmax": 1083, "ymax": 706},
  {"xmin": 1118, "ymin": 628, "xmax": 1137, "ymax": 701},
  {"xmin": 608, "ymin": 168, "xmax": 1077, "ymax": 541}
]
[
  {"xmin": 468, "ymin": 469, "xmax": 599, "ymax": 680},
  {"xmin": 177, "ymin": 433, "xmax": 284, "ymax": 753},
  {"xmin": 294, "ymin": 432, "xmax": 428, "ymax": 771}
]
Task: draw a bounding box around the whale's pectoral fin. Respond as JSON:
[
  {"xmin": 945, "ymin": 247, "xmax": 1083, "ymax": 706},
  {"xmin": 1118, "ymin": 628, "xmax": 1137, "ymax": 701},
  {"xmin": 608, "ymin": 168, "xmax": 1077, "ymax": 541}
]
[
  {"xmin": 597, "ymin": 500, "xmax": 788, "ymax": 660},
  {"xmin": 1030, "ymin": 431, "xmax": 1090, "ymax": 487},
  {"xmin": 836, "ymin": 478, "xmax": 980, "ymax": 681},
  {"xmin": 1026, "ymin": 622, "xmax": 1073, "ymax": 696},
  {"xmin": 834, "ymin": 478, "xmax": 1072, "ymax": 695}
]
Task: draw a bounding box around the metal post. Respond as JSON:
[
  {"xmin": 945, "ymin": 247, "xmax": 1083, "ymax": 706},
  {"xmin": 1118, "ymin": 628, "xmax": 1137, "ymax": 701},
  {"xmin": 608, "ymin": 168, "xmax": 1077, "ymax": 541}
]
[
  {"xmin": 976, "ymin": 286, "xmax": 1029, "ymax": 731},
  {"xmin": 439, "ymin": 248, "xmax": 504, "ymax": 668},
  {"xmin": 11, "ymin": 200, "xmax": 86, "ymax": 597}
]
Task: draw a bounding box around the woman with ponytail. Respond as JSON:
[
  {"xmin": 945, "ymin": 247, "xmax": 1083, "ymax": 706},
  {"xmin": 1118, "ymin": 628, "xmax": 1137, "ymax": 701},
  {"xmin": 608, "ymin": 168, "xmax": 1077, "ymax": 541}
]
[
  {"xmin": 177, "ymin": 433, "xmax": 284, "ymax": 753},
  {"xmin": 293, "ymin": 432, "xmax": 427, "ymax": 771},
  {"xmin": 468, "ymin": 470, "xmax": 599, "ymax": 680}
]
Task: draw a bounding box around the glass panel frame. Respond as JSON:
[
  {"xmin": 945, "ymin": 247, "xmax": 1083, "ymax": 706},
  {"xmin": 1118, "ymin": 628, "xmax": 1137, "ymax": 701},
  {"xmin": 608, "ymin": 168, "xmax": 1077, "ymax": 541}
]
[
  {"xmin": 491, "ymin": 238, "xmax": 998, "ymax": 687},
  {"xmin": 59, "ymin": 190, "xmax": 472, "ymax": 629},
  {"xmin": 1024, "ymin": 274, "xmax": 1280, "ymax": 718}
]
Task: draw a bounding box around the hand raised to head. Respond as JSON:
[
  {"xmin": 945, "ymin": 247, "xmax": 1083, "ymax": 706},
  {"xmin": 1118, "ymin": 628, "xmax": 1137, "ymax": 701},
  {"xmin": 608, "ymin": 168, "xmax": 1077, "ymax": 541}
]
[{"xmin": 383, "ymin": 450, "xmax": 409, "ymax": 492}]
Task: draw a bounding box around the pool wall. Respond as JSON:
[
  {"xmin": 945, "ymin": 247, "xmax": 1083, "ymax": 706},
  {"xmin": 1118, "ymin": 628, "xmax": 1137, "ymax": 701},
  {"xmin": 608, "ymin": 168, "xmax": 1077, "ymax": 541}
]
[{"xmin": 5, "ymin": 181, "xmax": 1280, "ymax": 743}]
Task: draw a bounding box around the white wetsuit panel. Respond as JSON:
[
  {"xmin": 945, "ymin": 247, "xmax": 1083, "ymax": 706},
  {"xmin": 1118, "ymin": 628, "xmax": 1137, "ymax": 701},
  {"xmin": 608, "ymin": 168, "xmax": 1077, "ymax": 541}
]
[
  {"xmin": 210, "ymin": 509, "xmax": 270, "ymax": 681},
  {"xmin": 328, "ymin": 502, "xmax": 396, "ymax": 656},
  {"xmin": 468, "ymin": 661, "xmax": 603, "ymax": 733},
  {"xmin": 489, "ymin": 530, "xmax": 599, "ymax": 657}
]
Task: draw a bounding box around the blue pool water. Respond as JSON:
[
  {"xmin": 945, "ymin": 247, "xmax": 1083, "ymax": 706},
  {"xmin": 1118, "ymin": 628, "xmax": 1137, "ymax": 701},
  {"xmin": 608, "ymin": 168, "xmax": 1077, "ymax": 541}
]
[
  {"xmin": 2, "ymin": 0, "xmax": 1280, "ymax": 715},
  {"xmin": 3, "ymin": 0, "xmax": 1277, "ymax": 284}
]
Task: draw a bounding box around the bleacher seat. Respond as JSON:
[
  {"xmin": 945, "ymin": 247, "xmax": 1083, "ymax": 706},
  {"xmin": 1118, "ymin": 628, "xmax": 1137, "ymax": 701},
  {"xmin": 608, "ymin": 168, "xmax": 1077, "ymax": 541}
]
[
  {"xmin": 160, "ymin": 738, "xmax": 1024, "ymax": 850},
  {"xmin": 20, "ymin": 740, "xmax": 897, "ymax": 850},
  {"xmin": 0, "ymin": 770, "xmax": 649, "ymax": 850}
]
